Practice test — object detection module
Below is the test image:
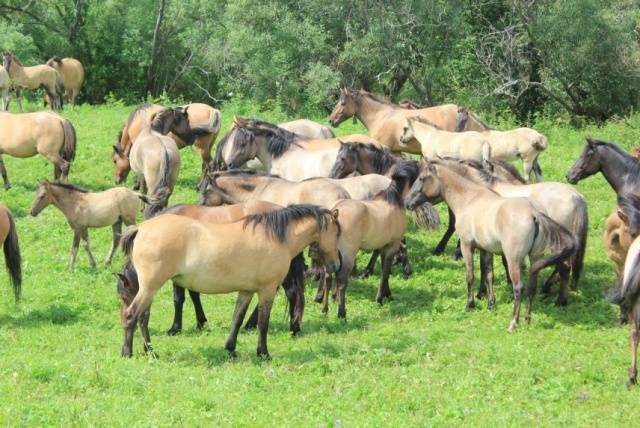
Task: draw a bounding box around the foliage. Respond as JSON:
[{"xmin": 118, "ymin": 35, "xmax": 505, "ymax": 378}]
[{"xmin": 0, "ymin": 103, "xmax": 640, "ymax": 424}]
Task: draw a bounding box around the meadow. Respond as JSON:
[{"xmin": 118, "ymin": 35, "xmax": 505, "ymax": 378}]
[{"xmin": 1, "ymin": 100, "xmax": 640, "ymax": 426}]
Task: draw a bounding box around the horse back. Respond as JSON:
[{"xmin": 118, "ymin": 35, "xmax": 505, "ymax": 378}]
[{"xmin": 0, "ymin": 112, "xmax": 64, "ymax": 156}]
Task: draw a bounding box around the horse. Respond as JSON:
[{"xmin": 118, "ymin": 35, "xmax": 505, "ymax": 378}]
[
  {"xmin": 112, "ymin": 103, "xmax": 219, "ymax": 186},
  {"xmin": 405, "ymin": 159, "xmax": 576, "ymax": 331},
  {"xmin": 611, "ymin": 233, "xmax": 640, "ymax": 385},
  {"xmin": 162, "ymin": 201, "xmax": 307, "ymax": 336},
  {"xmin": 435, "ymin": 158, "xmax": 588, "ymax": 302},
  {"xmin": 0, "ymin": 205, "xmax": 21, "ymax": 302},
  {"xmin": 29, "ymin": 181, "xmax": 147, "ymax": 270},
  {"xmin": 327, "ymin": 161, "xmax": 438, "ymax": 318},
  {"xmin": 115, "ymin": 204, "xmax": 342, "ymax": 358},
  {"xmin": 566, "ymin": 138, "xmax": 640, "ymax": 196},
  {"xmin": 0, "ymin": 111, "xmax": 76, "ymax": 188},
  {"xmin": 403, "ymin": 117, "xmax": 548, "ymax": 181},
  {"xmin": 328, "ymin": 88, "xmax": 490, "ymax": 154},
  {"xmin": 2, "ymin": 52, "xmax": 64, "ymax": 111},
  {"xmin": 44, "ymin": 57, "xmax": 84, "ymax": 106},
  {"xmin": 454, "ymin": 106, "xmax": 494, "ymax": 132},
  {"xmin": 279, "ymin": 119, "xmax": 334, "ymax": 139},
  {"xmin": 0, "ymin": 66, "xmax": 10, "ymax": 111},
  {"xmin": 217, "ymin": 118, "xmax": 376, "ymax": 180},
  {"xmin": 127, "ymin": 108, "xmax": 183, "ymax": 217}
]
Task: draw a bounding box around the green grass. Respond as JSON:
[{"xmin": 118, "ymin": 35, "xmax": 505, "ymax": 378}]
[{"xmin": 1, "ymin": 100, "xmax": 640, "ymax": 426}]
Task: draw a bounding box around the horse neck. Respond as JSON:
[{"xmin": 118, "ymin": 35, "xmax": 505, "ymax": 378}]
[
  {"xmin": 219, "ymin": 177, "xmax": 266, "ymax": 203},
  {"xmin": 254, "ymin": 137, "xmax": 273, "ymax": 171},
  {"xmin": 435, "ymin": 166, "xmax": 490, "ymax": 213},
  {"xmin": 48, "ymin": 187, "xmax": 83, "ymax": 217},
  {"xmin": 356, "ymin": 96, "xmax": 394, "ymax": 129},
  {"xmin": 7, "ymin": 60, "xmax": 26, "ymax": 80},
  {"xmin": 287, "ymin": 217, "xmax": 324, "ymax": 257},
  {"xmin": 599, "ymin": 148, "xmax": 634, "ymax": 192}
]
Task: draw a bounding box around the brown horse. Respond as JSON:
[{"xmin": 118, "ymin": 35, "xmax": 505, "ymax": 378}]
[
  {"xmin": 112, "ymin": 103, "xmax": 220, "ymax": 186},
  {"xmin": 127, "ymin": 108, "xmax": 184, "ymax": 217},
  {"xmin": 328, "ymin": 88, "xmax": 490, "ymax": 154},
  {"xmin": 0, "ymin": 205, "xmax": 21, "ymax": 302},
  {"xmin": 116, "ymin": 204, "xmax": 342, "ymax": 358},
  {"xmin": 30, "ymin": 181, "xmax": 146, "ymax": 270},
  {"xmin": 162, "ymin": 201, "xmax": 307, "ymax": 336},
  {"xmin": 0, "ymin": 111, "xmax": 76, "ymax": 188},
  {"xmin": 406, "ymin": 159, "xmax": 576, "ymax": 331},
  {"xmin": 2, "ymin": 52, "xmax": 64, "ymax": 111},
  {"xmin": 44, "ymin": 57, "xmax": 84, "ymax": 105}
]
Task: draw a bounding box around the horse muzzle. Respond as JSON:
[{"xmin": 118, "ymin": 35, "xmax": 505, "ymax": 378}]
[
  {"xmin": 405, "ymin": 192, "xmax": 427, "ymax": 210},
  {"xmin": 326, "ymin": 251, "xmax": 343, "ymax": 274},
  {"xmin": 565, "ymin": 171, "xmax": 579, "ymax": 185}
]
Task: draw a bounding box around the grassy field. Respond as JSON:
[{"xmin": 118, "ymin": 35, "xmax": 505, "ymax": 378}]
[{"xmin": 1, "ymin": 100, "xmax": 640, "ymax": 426}]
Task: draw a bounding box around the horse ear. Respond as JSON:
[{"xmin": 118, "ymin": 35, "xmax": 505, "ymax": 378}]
[
  {"xmin": 586, "ymin": 136, "xmax": 596, "ymax": 147},
  {"xmin": 618, "ymin": 208, "xmax": 629, "ymax": 225},
  {"xmin": 113, "ymin": 145, "xmax": 122, "ymax": 156},
  {"xmin": 331, "ymin": 208, "xmax": 339, "ymax": 221},
  {"xmin": 337, "ymin": 139, "xmax": 345, "ymax": 146}
]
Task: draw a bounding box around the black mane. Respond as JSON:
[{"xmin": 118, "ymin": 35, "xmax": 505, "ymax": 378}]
[
  {"xmin": 375, "ymin": 160, "xmax": 419, "ymax": 207},
  {"xmin": 244, "ymin": 204, "xmax": 335, "ymax": 242},
  {"xmin": 349, "ymin": 143, "xmax": 398, "ymax": 174},
  {"xmin": 487, "ymin": 159, "xmax": 526, "ymax": 184},
  {"xmin": 48, "ymin": 182, "xmax": 89, "ymax": 193}
]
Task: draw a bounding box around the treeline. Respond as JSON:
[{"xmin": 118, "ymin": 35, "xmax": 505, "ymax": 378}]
[{"xmin": 1, "ymin": 0, "xmax": 639, "ymax": 121}]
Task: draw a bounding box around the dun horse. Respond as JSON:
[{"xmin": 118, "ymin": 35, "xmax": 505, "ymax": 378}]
[
  {"xmin": 0, "ymin": 111, "xmax": 76, "ymax": 188},
  {"xmin": 0, "ymin": 66, "xmax": 9, "ymax": 111},
  {"xmin": 30, "ymin": 181, "xmax": 147, "ymax": 270},
  {"xmin": 45, "ymin": 57, "xmax": 84, "ymax": 106},
  {"xmin": 2, "ymin": 52, "xmax": 64, "ymax": 111},
  {"xmin": 405, "ymin": 159, "xmax": 576, "ymax": 331},
  {"xmin": 116, "ymin": 204, "xmax": 342, "ymax": 358},
  {"xmin": 162, "ymin": 201, "xmax": 307, "ymax": 336},
  {"xmin": 0, "ymin": 205, "xmax": 21, "ymax": 302},
  {"xmin": 328, "ymin": 88, "xmax": 490, "ymax": 154},
  {"xmin": 127, "ymin": 108, "xmax": 183, "ymax": 217}
]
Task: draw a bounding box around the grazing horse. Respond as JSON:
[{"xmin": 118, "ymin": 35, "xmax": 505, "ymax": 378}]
[
  {"xmin": 45, "ymin": 57, "xmax": 84, "ymax": 105},
  {"xmin": 112, "ymin": 103, "xmax": 220, "ymax": 186},
  {"xmin": 218, "ymin": 118, "xmax": 376, "ymax": 180},
  {"xmin": 2, "ymin": 52, "xmax": 64, "ymax": 111},
  {"xmin": 0, "ymin": 111, "xmax": 76, "ymax": 188},
  {"xmin": 612, "ymin": 234, "xmax": 640, "ymax": 385},
  {"xmin": 436, "ymin": 158, "xmax": 588, "ymax": 301},
  {"xmin": 405, "ymin": 159, "xmax": 576, "ymax": 331},
  {"xmin": 0, "ymin": 66, "xmax": 10, "ymax": 111},
  {"xmin": 29, "ymin": 181, "xmax": 146, "ymax": 270},
  {"xmin": 402, "ymin": 117, "xmax": 548, "ymax": 181},
  {"xmin": 0, "ymin": 205, "xmax": 21, "ymax": 302},
  {"xmin": 127, "ymin": 108, "xmax": 183, "ymax": 217},
  {"xmin": 566, "ymin": 138, "xmax": 640, "ymax": 196},
  {"xmin": 328, "ymin": 88, "xmax": 490, "ymax": 154},
  {"xmin": 116, "ymin": 204, "xmax": 342, "ymax": 358},
  {"xmin": 326, "ymin": 161, "xmax": 438, "ymax": 318},
  {"xmin": 162, "ymin": 202, "xmax": 307, "ymax": 336}
]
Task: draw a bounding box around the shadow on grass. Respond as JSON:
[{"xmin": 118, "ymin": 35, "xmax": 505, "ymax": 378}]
[{"xmin": 0, "ymin": 304, "xmax": 82, "ymax": 328}]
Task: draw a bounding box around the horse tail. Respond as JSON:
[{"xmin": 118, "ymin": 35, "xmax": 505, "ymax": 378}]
[
  {"xmin": 569, "ymin": 196, "xmax": 589, "ymax": 289},
  {"xmin": 322, "ymin": 126, "xmax": 335, "ymax": 138},
  {"xmin": 281, "ymin": 252, "xmax": 307, "ymax": 334},
  {"xmin": 411, "ymin": 201, "xmax": 440, "ymax": 230},
  {"xmin": 120, "ymin": 227, "xmax": 139, "ymax": 258},
  {"xmin": 60, "ymin": 118, "xmax": 77, "ymax": 163},
  {"xmin": 532, "ymin": 157, "xmax": 544, "ymax": 180},
  {"xmin": 611, "ymin": 237, "xmax": 640, "ymax": 317},
  {"xmin": 530, "ymin": 212, "xmax": 576, "ymax": 276},
  {"xmin": 533, "ymin": 134, "xmax": 548, "ymax": 151},
  {"xmin": 55, "ymin": 74, "xmax": 65, "ymax": 109},
  {"xmin": 3, "ymin": 211, "xmax": 21, "ymax": 303},
  {"xmin": 191, "ymin": 109, "xmax": 221, "ymax": 136},
  {"xmin": 145, "ymin": 147, "xmax": 173, "ymax": 218}
]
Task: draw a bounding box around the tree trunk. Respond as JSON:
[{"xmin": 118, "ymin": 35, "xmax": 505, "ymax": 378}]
[{"xmin": 146, "ymin": 0, "xmax": 166, "ymax": 96}]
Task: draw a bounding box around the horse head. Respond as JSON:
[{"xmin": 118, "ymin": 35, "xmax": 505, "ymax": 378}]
[
  {"xmin": 329, "ymin": 88, "xmax": 359, "ymax": 127},
  {"xmin": 329, "ymin": 140, "xmax": 358, "ymax": 178},
  {"xmin": 565, "ymin": 137, "xmax": 603, "ymax": 184}
]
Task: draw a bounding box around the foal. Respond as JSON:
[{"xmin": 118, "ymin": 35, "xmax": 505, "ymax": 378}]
[
  {"xmin": 406, "ymin": 159, "xmax": 576, "ymax": 331},
  {"xmin": 30, "ymin": 181, "xmax": 146, "ymax": 270}
]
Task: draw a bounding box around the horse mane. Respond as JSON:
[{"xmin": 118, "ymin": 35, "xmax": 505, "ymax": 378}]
[
  {"xmin": 48, "ymin": 182, "xmax": 89, "ymax": 193},
  {"xmin": 409, "ymin": 115, "xmax": 444, "ymax": 130},
  {"xmin": 127, "ymin": 104, "xmax": 152, "ymax": 127},
  {"xmin": 236, "ymin": 117, "xmax": 304, "ymax": 158},
  {"xmin": 347, "ymin": 88, "xmax": 396, "ymax": 107},
  {"xmin": 486, "ymin": 159, "xmax": 526, "ymax": 183},
  {"xmin": 618, "ymin": 193, "xmax": 640, "ymax": 229},
  {"xmin": 243, "ymin": 204, "xmax": 335, "ymax": 242},
  {"xmin": 590, "ymin": 138, "xmax": 640, "ymax": 176},
  {"xmin": 374, "ymin": 160, "xmax": 419, "ymax": 207},
  {"xmin": 348, "ymin": 142, "xmax": 398, "ymax": 174},
  {"xmin": 46, "ymin": 56, "xmax": 63, "ymax": 66}
]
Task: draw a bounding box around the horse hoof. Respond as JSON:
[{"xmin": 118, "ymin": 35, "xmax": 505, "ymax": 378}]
[
  {"xmin": 257, "ymin": 351, "xmax": 271, "ymax": 361},
  {"xmin": 476, "ymin": 292, "xmax": 485, "ymax": 300},
  {"xmin": 290, "ymin": 323, "xmax": 301, "ymax": 336},
  {"xmin": 337, "ymin": 310, "xmax": 346, "ymax": 319},
  {"xmin": 359, "ymin": 271, "xmax": 371, "ymax": 280},
  {"xmin": 433, "ymin": 248, "xmax": 444, "ymax": 256},
  {"xmin": 487, "ymin": 299, "xmax": 496, "ymax": 310},
  {"xmin": 465, "ymin": 300, "xmax": 476, "ymax": 310},
  {"xmin": 166, "ymin": 327, "xmax": 181, "ymax": 336},
  {"xmin": 314, "ymin": 294, "xmax": 324, "ymax": 304},
  {"xmin": 508, "ymin": 321, "xmax": 518, "ymax": 333}
]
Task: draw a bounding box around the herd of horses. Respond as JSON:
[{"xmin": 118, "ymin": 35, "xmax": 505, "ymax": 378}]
[{"xmin": 2, "ymin": 80, "xmax": 640, "ymax": 385}]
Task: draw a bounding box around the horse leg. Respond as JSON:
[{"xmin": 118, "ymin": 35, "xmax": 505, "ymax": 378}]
[
  {"xmin": 629, "ymin": 312, "xmax": 638, "ymax": 386},
  {"xmin": 376, "ymin": 247, "xmax": 396, "ymax": 305},
  {"xmin": 189, "ymin": 289, "xmax": 208, "ymax": 329},
  {"xmin": 321, "ymin": 271, "xmax": 334, "ymax": 315},
  {"xmin": 541, "ymin": 267, "xmax": 558, "ymax": 296},
  {"xmin": 244, "ymin": 305, "xmax": 259, "ymax": 330},
  {"xmin": 460, "ymin": 241, "xmax": 475, "ymax": 310},
  {"xmin": 69, "ymin": 229, "xmax": 81, "ymax": 270},
  {"xmin": 138, "ymin": 307, "xmax": 156, "ymax": 356},
  {"xmin": 0, "ymin": 156, "xmax": 11, "ymax": 190},
  {"xmin": 506, "ymin": 257, "xmax": 524, "ymax": 333},
  {"xmin": 167, "ymin": 282, "xmax": 186, "ymax": 336},
  {"xmin": 395, "ymin": 238, "xmax": 412, "ymax": 279},
  {"xmin": 256, "ymin": 287, "xmax": 277, "ymax": 358},
  {"xmin": 523, "ymin": 159, "xmax": 534, "ymax": 183},
  {"xmin": 360, "ymin": 250, "xmax": 379, "ymax": 279},
  {"xmin": 224, "ymin": 291, "xmax": 253, "ymax": 357},
  {"xmin": 105, "ymin": 220, "xmax": 122, "ymax": 265},
  {"xmin": 502, "ymin": 255, "xmax": 512, "ymax": 285},
  {"xmin": 336, "ymin": 257, "xmax": 354, "ymax": 319},
  {"xmin": 454, "ymin": 240, "xmax": 462, "ymax": 260},
  {"xmin": 525, "ymin": 258, "xmax": 540, "ymax": 325},
  {"xmin": 122, "ymin": 289, "xmax": 156, "ymax": 357},
  {"xmin": 80, "ymin": 228, "xmax": 97, "ymax": 269},
  {"xmin": 480, "ymin": 250, "xmax": 495, "ymax": 308},
  {"xmin": 555, "ymin": 263, "xmax": 570, "ymax": 307},
  {"xmin": 15, "ymin": 87, "xmax": 23, "ymax": 112},
  {"xmin": 434, "ymin": 207, "xmax": 455, "ymax": 255}
]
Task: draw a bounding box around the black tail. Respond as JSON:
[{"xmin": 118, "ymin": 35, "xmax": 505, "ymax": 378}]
[
  {"xmin": 120, "ymin": 227, "xmax": 139, "ymax": 258},
  {"xmin": 569, "ymin": 196, "xmax": 588, "ymax": 289},
  {"xmin": 3, "ymin": 212, "xmax": 21, "ymax": 302},
  {"xmin": 532, "ymin": 157, "xmax": 544, "ymax": 181},
  {"xmin": 531, "ymin": 212, "xmax": 576, "ymax": 275},
  {"xmin": 145, "ymin": 147, "xmax": 173, "ymax": 218},
  {"xmin": 281, "ymin": 252, "xmax": 306, "ymax": 335},
  {"xmin": 60, "ymin": 118, "xmax": 77, "ymax": 163},
  {"xmin": 612, "ymin": 246, "xmax": 640, "ymax": 317}
]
